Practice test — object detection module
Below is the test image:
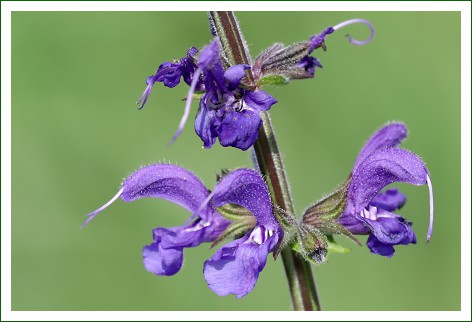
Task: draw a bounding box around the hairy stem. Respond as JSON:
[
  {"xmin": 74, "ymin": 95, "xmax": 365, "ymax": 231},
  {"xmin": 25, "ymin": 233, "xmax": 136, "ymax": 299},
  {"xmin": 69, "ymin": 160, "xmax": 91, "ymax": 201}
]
[{"xmin": 209, "ymin": 11, "xmax": 321, "ymax": 311}]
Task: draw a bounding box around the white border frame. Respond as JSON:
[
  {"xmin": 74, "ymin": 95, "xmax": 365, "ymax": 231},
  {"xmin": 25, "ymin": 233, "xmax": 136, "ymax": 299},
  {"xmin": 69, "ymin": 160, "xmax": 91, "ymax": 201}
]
[{"xmin": 2, "ymin": 1, "xmax": 470, "ymax": 321}]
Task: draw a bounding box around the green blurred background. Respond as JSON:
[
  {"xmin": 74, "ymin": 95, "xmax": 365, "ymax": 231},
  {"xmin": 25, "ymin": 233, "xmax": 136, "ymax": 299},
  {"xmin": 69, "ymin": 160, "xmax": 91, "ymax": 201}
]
[{"xmin": 12, "ymin": 12, "xmax": 460, "ymax": 310}]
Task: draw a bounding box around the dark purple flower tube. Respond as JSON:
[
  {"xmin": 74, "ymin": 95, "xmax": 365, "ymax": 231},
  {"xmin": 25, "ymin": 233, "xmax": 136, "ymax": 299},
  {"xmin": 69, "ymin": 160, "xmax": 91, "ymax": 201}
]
[
  {"xmin": 83, "ymin": 164, "xmax": 230, "ymax": 276},
  {"xmin": 192, "ymin": 39, "xmax": 277, "ymax": 150},
  {"xmin": 338, "ymin": 123, "xmax": 434, "ymax": 257},
  {"xmin": 201, "ymin": 169, "xmax": 283, "ymax": 298}
]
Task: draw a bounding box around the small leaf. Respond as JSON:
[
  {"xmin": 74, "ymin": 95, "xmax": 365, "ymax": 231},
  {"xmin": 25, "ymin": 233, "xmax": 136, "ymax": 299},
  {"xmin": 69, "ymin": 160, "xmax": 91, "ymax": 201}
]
[
  {"xmin": 181, "ymin": 92, "xmax": 204, "ymax": 101},
  {"xmin": 327, "ymin": 238, "xmax": 351, "ymax": 254},
  {"xmin": 257, "ymin": 74, "xmax": 289, "ymax": 86},
  {"xmin": 319, "ymin": 222, "xmax": 361, "ymax": 246},
  {"xmin": 290, "ymin": 242, "xmax": 327, "ymax": 265}
]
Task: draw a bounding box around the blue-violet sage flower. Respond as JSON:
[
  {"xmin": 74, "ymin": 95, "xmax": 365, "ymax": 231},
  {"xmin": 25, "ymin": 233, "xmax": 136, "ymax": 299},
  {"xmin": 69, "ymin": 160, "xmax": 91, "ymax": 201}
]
[
  {"xmin": 83, "ymin": 164, "xmax": 230, "ymax": 276},
  {"xmin": 83, "ymin": 165, "xmax": 282, "ymax": 298},
  {"xmin": 192, "ymin": 39, "xmax": 278, "ymax": 150},
  {"xmin": 200, "ymin": 168, "xmax": 283, "ymax": 298},
  {"xmin": 137, "ymin": 39, "xmax": 277, "ymax": 151},
  {"xmin": 338, "ymin": 123, "xmax": 434, "ymax": 257}
]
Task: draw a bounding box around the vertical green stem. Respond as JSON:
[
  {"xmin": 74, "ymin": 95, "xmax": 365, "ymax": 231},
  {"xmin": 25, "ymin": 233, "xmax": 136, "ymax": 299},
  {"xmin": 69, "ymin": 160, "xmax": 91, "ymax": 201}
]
[{"xmin": 209, "ymin": 11, "xmax": 321, "ymax": 311}]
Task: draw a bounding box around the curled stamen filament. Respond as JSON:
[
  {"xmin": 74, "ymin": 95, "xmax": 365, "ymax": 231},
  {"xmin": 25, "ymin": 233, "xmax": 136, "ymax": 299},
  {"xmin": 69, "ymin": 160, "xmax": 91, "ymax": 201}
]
[
  {"xmin": 426, "ymin": 174, "xmax": 434, "ymax": 242},
  {"xmin": 168, "ymin": 67, "xmax": 203, "ymax": 145},
  {"xmin": 332, "ymin": 18, "xmax": 375, "ymax": 46},
  {"xmin": 82, "ymin": 188, "xmax": 124, "ymax": 228}
]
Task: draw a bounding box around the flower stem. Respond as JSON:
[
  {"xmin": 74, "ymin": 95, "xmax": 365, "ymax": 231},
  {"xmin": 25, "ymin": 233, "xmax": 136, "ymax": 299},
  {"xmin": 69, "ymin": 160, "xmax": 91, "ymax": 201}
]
[{"xmin": 209, "ymin": 11, "xmax": 321, "ymax": 311}]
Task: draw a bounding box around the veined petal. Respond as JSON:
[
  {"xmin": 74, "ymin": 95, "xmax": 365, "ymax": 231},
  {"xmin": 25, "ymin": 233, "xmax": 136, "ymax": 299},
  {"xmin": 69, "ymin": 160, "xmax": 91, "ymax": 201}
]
[
  {"xmin": 362, "ymin": 213, "xmax": 416, "ymax": 246},
  {"xmin": 142, "ymin": 241, "xmax": 183, "ymax": 276},
  {"xmin": 154, "ymin": 225, "xmax": 207, "ymax": 249},
  {"xmin": 155, "ymin": 62, "xmax": 182, "ymax": 88},
  {"xmin": 370, "ymin": 188, "xmax": 406, "ymax": 212},
  {"xmin": 155, "ymin": 216, "xmax": 229, "ymax": 249},
  {"xmin": 120, "ymin": 164, "xmax": 212, "ymax": 221},
  {"xmin": 365, "ymin": 235, "xmax": 395, "ymax": 258},
  {"xmin": 354, "ymin": 123, "xmax": 408, "ymax": 171},
  {"xmin": 142, "ymin": 216, "xmax": 230, "ymax": 276},
  {"xmin": 243, "ymin": 90, "xmax": 278, "ymax": 112},
  {"xmin": 203, "ymin": 231, "xmax": 277, "ymax": 298},
  {"xmin": 363, "ymin": 212, "xmax": 417, "ymax": 258},
  {"xmin": 218, "ymin": 108, "xmax": 262, "ymax": 151},
  {"xmin": 347, "ymin": 147, "xmax": 428, "ymax": 215}
]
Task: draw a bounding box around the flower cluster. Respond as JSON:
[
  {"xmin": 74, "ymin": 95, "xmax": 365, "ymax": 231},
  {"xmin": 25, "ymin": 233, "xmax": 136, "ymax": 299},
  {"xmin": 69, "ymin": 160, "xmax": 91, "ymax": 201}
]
[
  {"xmin": 85, "ymin": 14, "xmax": 434, "ymax": 301},
  {"xmin": 136, "ymin": 19, "xmax": 374, "ymax": 150},
  {"xmin": 137, "ymin": 39, "xmax": 277, "ymax": 151},
  {"xmin": 84, "ymin": 164, "xmax": 282, "ymax": 298}
]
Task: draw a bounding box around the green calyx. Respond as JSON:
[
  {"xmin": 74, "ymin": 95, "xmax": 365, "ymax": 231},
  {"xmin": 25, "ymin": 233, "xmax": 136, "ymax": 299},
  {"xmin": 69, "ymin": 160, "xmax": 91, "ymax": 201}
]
[
  {"xmin": 212, "ymin": 203, "xmax": 256, "ymax": 248},
  {"xmin": 290, "ymin": 175, "xmax": 361, "ymax": 264}
]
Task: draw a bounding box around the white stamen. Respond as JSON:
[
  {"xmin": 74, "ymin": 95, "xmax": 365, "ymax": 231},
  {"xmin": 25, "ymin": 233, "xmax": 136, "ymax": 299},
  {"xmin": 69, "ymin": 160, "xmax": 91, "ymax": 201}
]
[
  {"xmin": 185, "ymin": 219, "xmax": 211, "ymax": 232},
  {"xmin": 369, "ymin": 206, "xmax": 378, "ymax": 218},
  {"xmin": 332, "ymin": 18, "xmax": 375, "ymax": 46},
  {"xmin": 426, "ymin": 174, "xmax": 434, "ymax": 242},
  {"xmin": 251, "ymin": 226, "xmax": 264, "ymax": 245},
  {"xmin": 168, "ymin": 67, "xmax": 203, "ymax": 145},
  {"xmin": 361, "ymin": 206, "xmax": 378, "ymax": 220},
  {"xmin": 81, "ymin": 188, "xmax": 124, "ymax": 228},
  {"xmin": 250, "ymin": 227, "xmax": 275, "ymax": 245}
]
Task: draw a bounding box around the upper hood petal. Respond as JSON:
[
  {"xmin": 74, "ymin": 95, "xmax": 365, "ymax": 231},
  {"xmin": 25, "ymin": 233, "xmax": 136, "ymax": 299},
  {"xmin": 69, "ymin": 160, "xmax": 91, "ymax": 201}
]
[
  {"xmin": 120, "ymin": 164, "xmax": 213, "ymax": 220},
  {"xmin": 209, "ymin": 169, "xmax": 279, "ymax": 230},
  {"xmin": 353, "ymin": 123, "xmax": 408, "ymax": 172},
  {"xmin": 347, "ymin": 147, "xmax": 428, "ymax": 215}
]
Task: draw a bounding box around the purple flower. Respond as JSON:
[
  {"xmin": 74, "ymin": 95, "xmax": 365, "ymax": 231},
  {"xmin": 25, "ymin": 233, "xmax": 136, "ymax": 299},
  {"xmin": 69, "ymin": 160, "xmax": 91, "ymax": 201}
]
[
  {"xmin": 83, "ymin": 164, "xmax": 230, "ymax": 276},
  {"xmin": 84, "ymin": 165, "xmax": 282, "ymax": 297},
  {"xmin": 136, "ymin": 40, "xmax": 277, "ymax": 151},
  {"xmin": 338, "ymin": 123, "xmax": 434, "ymax": 257},
  {"xmin": 201, "ymin": 168, "xmax": 283, "ymax": 298},
  {"xmin": 137, "ymin": 47, "xmax": 200, "ymax": 110},
  {"xmin": 192, "ymin": 39, "xmax": 277, "ymax": 150}
]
